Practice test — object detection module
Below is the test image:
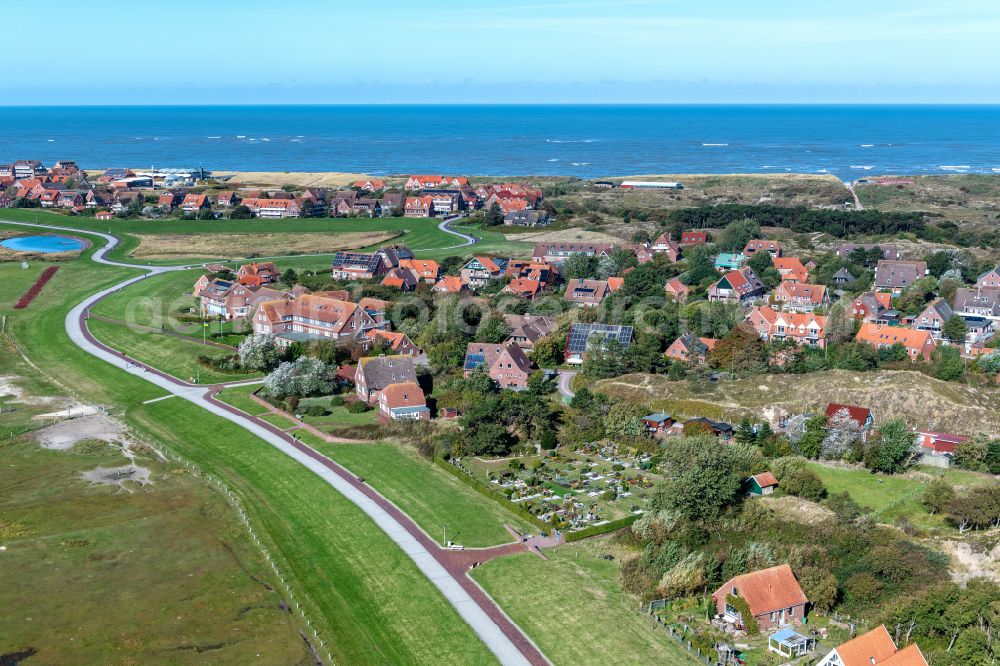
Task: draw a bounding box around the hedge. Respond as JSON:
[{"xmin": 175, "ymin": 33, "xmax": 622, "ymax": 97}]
[
  {"xmin": 433, "ymin": 458, "xmax": 550, "ymax": 532},
  {"xmin": 564, "ymin": 513, "xmax": 640, "ymax": 543}
]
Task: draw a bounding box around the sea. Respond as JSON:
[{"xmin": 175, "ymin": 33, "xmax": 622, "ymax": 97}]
[{"xmin": 2, "ymin": 105, "xmax": 999, "ymax": 181}]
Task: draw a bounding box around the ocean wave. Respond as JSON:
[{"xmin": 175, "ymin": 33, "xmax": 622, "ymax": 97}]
[
  {"xmin": 547, "ymin": 158, "xmax": 559, "ymax": 162},
  {"xmin": 860, "ymin": 144, "xmax": 875, "ymax": 148},
  {"xmin": 571, "ymin": 162, "xmax": 590, "ymax": 166},
  {"xmin": 992, "ymin": 168, "xmax": 1000, "ymax": 173},
  {"xmin": 47, "ymin": 139, "xmax": 55, "ymax": 142},
  {"xmin": 850, "ymin": 165, "xmax": 874, "ymax": 170},
  {"xmin": 816, "ymin": 169, "xmax": 829, "ymax": 173},
  {"xmin": 939, "ymin": 165, "xmax": 970, "ymax": 170},
  {"xmin": 702, "ymin": 143, "xmax": 728, "ymax": 147},
  {"xmin": 236, "ymin": 135, "xmax": 246, "ymax": 138},
  {"xmin": 546, "ymin": 139, "xmax": 597, "ymax": 144}
]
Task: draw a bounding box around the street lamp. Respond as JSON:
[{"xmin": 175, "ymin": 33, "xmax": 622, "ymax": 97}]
[{"xmin": 442, "ymin": 524, "xmax": 447, "ymax": 547}]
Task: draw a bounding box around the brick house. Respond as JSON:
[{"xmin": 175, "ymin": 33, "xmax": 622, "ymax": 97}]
[
  {"xmin": 680, "ymin": 231, "xmax": 707, "ymax": 246},
  {"xmin": 364, "ymin": 329, "xmax": 420, "ymax": 356},
  {"xmin": 253, "ymin": 294, "xmax": 378, "ymax": 347},
  {"xmin": 463, "ymin": 342, "xmax": 533, "ymax": 390},
  {"xmin": 708, "ymin": 267, "xmax": 766, "ymax": 304},
  {"xmin": 404, "ymin": 195, "xmax": 434, "ymax": 218},
  {"xmin": 236, "ymin": 262, "xmax": 280, "ymax": 287},
  {"xmin": 816, "ymin": 625, "xmax": 928, "ymax": 666},
  {"xmin": 532, "ymin": 242, "xmax": 614, "ymax": 264},
  {"xmin": 664, "ymin": 277, "xmax": 691, "ymax": 303},
  {"xmin": 180, "ymin": 193, "xmax": 210, "ymax": 213},
  {"xmin": 874, "ymin": 260, "xmax": 928, "ymax": 294},
  {"xmin": 712, "ymin": 564, "xmax": 809, "ymax": 632},
  {"xmin": 743, "ymin": 239, "xmax": 782, "ymax": 258},
  {"xmin": 914, "ymin": 298, "xmax": 954, "ymax": 339},
  {"xmin": 331, "ymin": 251, "xmax": 388, "ymax": 280},
  {"xmin": 650, "ymin": 234, "xmax": 682, "ymax": 261},
  {"xmin": 379, "ymin": 382, "xmax": 430, "ymax": 421},
  {"xmin": 460, "ymin": 256, "xmax": 508, "ymax": 288},
  {"xmin": 747, "ymin": 306, "xmax": 827, "ymax": 348},
  {"xmin": 855, "ymin": 323, "xmax": 936, "ymax": 361},
  {"xmin": 665, "ymin": 333, "xmax": 717, "ymax": 364},
  {"xmin": 564, "ymin": 279, "xmax": 610, "ymax": 307},
  {"xmin": 355, "ymin": 355, "xmax": 418, "ymax": 404},
  {"xmin": 770, "ymin": 282, "xmax": 829, "ymax": 312}
]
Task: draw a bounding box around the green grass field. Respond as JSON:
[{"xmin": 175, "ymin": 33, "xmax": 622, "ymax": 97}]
[
  {"xmin": 806, "ymin": 462, "xmax": 995, "ymax": 531},
  {"xmin": 87, "ymin": 317, "xmax": 259, "ymax": 385},
  {"xmin": 214, "ymin": 384, "xmax": 269, "ymax": 415},
  {"xmin": 313, "ymin": 441, "xmax": 532, "ymax": 547},
  {"xmin": 0, "ymin": 209, "xmax": 532, "ymax": 267},
  {"xmin": 471, "ymin": 540, "xmax": 697, "ymax": 665},
  {"xmin": 0, "ymin": 226, "xmax": 498, "ymax": 664}
]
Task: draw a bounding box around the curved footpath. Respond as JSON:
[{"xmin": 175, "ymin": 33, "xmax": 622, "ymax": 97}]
[{"xmin": 2, "ymin": 220, "xmax": 547, "ymax": 666}]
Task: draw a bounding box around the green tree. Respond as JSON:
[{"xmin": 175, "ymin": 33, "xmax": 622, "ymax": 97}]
[
  {"xmin": 649, "ymin": 436, "xmax": 742, "ymax": 522},
  {"xmin": 781, "ymin": 467, "xmax": 826, "ymax": 500},
  {"xmin": 863, "ymin": 418, "xmax": 915, "ymax": 474},
  {"xmin": 475, "ymin": 315, "xmax": 511, "ymax": 343},
  {"xmin": 735, "ymin": 418, "xmax": 756, "ymax": 445},
  {"xmin": 942, "ymin": 315, "xmax": 967, "ymax": 344},
  {"xmin": 953, "ymin": 438, "xmax": 989, "ymax": 471},
  {"xmin": 934, "ymin": 345, "xmax": 965, "ymax": 381},
  {"xmin": 483, "ymin": 202, "xmax": 504, "ymax": 226},
  {"xmin": 603, "ymin": 402, "xmax": 646, "ymax": 438},
  {"xmin": 921, "ymin": 477, "xmax": 955, "ymax": 515},
  {"xmin": 529, "ymin": 333, "xmax": 565, "ymax": 367},
  {"xmin": 825, "ymin": 491, "xmax": 862, "ymax": 523},
  {"xmin": 796, "ymin": 566, "xmax": 838, "ymax": 611},
  {"xmin": 707, "ymin": 323, "xmax": 767, "ymax": 375},
  {"xmin": 561, "ymin": 253, "xmax": 599, "ymax": 280},
  {"xmin": 282, "ymin": 268, "xmax": 298, "ymax": 286},
  {"xmin": 717, "ymin": 218, "xmax": 760, "ymax": 253}
]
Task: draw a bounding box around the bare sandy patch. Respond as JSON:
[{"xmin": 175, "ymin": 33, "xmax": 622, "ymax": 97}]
[
  {"xmin": 131, "ymin": 231, "xmax": 400, "ymax": 260},
  {"xmin": 758, "ymin": 495, "xmax": 835, "ymax": 525},
  {"xmin": 34, "ymin": 414, "xmax": 127, "ymax": 451},
  {"xmin": 213, "ymin": 171, "xmax": 371, "ymax": 188}
]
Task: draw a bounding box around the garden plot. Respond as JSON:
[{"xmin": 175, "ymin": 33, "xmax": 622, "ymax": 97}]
[{"xmin": 458, "ymin": 443, "xmax": 664, "ymax": 533}]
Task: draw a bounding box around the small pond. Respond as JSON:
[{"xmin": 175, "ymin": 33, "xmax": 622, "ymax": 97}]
[{"xmin": 1, "ymin": 235, "xmax": 85, "ymax": 253}]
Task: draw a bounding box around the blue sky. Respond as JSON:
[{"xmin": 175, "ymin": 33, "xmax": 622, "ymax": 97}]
[{"xmin": 6, "ymin": 0, "xmax": 1000, "ymax": 104}]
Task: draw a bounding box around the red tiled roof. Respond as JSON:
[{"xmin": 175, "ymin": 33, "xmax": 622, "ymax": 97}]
[
  {"xmin": 826, "ymin": 403, "xmax": 871, "ymax": 425},
  {"xmin": 381, "ymin": 382, "xmax": 425, "ymax": 410},
  {"xmin": 713, "ymin": 564, "xmax": 808, "ymax": 617}
]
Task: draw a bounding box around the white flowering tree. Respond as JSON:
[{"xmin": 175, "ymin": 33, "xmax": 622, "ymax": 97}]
[
  {"xmin": 238, "ymin": 334, "xmax": 281, "ymax": 371},
  {"xmin": 264, "ymin": 356, "xmax": 335, "ymax": 399}
]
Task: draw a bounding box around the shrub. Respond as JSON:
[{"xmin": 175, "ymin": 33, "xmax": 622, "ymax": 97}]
[
  {"xmin": 305, "ymin": 404, "xmax": 329, "ymax": 417},
  {"xmin": 286, "ymin": 396, "xmax": 300, "ymax": 413},
  {"xmin": 329, "ymin": 396, "xmax": 345, "ymax": 407},
  {"xmin": 781, "ymin": 468, "xmax": 827, "ymax": 501},
  {"xmin": 346, "ymin": 401, "xmax": 370, "ymax": 414}
]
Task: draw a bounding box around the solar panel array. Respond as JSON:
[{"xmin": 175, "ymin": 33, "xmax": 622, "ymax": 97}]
[
  {"xmin": 464, "ymin": 353, "xmax": 486, "ymax": 370},
  {"xmin": 565, "ymin": 323, "xmax": 634, "ymax": 354}
]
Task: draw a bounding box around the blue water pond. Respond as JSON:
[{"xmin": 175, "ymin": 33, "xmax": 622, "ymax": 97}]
[{"xmin": 1, "ymin": 235, "xmax": 85, "ymax": 253}]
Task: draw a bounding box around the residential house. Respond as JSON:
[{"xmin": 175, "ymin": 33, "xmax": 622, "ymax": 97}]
[
  {"xmin": 380, "ymin": 192, "xmax": 404, "ymax": 216},
  {"xmin": 855, "ymin": 323, "xmax": 936, "ymax": 361},
  {"xmin": 431, "ymin": 275, "xmax": 469, "ymax": 294},
  {"xmin": 355, "ymin": 355, "xmax": 418, "ymax": 404},
  {"xmin": 253, "ymin": 294, "xmax": 378, "ymax": 347},
  {"xmin": 851, "ymin": 291, "xmax": 893, "ymax": 322},
  {"xmin": 365, "ymin": 329, "xmax": 420, "ymax": 356},
  {"xmin": 331, "ymin": 251, "xmax": 388, "ymax": 280},
  {"xmin": 353, "ymin": 178, "xmax": 387, "ymax": 191},
  {"xmin": 708, "ymin": 267, "xmax": 766, "ymax": 304},
  {"xmin": 180, "ymin": 193, "xmax": 210, "ymax": 213},
  {"xmin": 95, "ymin": 210, "xmax": 114, "ymax": 220},
  {"xmin": 532, "ymin": 242, "xmax": 613, "ymax": 263},
  {"xmin": 683, "ymin": 417, "xmax": 734, "ymax": 439},
  {"xmin": 825, "ymin": 403, "xmax": 875, "ymax": 442},
  {"xmin": 244, "ymin": 198, "xmax": 301, "ymax": 218},
  {"xmin": 641, "ymin": 412, "xmax": 673, "ymax": 436},
  {"xmin": 743, "ymin": 239, "xmax": 782, "ymax": 258},
  {"xmin": 502, "ymin": 278, "xmax": 542, "ymax": 299},
  {"xmin": 773, "ymin": 257, "xmax": 809, "ymax": 283},
  {"xmin": 874, "ymin": 260, "xmax": 927, "ymax": 294},
  {"xmin": 665, "ymin": 333, "xmax": 717, "ymax": 364},
  {"xmin": 816, "ymin": 625, "xmax": 928, "ymax": 666},
  {"xmin": 564, "ymin": 279, "xmax": 610, "ymax": 307},
  {"xmin": 379, "ymin": 382, "xmax": 430, "ymax": 421},
  {"xmin": 13, "ymin": 159, "xmax": 45, "ymax": 179},
  {"xmin": 404, "ymin": 195, "xmax": 434, "ymax": 218},
  {"xmin": 680, "ymin": 231, "xmax": 708, "ymax": 246},
  {"xmin": 405, "ymin": 175, "xmax": 446, "ymax": 190},
  {"xmin": 914, "ymin": 298, "xmax": 954, "ymax": 339},
  {"xmin": 770, "ymin": 282, "xmax": 829, "ymax": 312},
  {"xmin": 746, "ymin": 472, "xmax": 778, "ymax": 496},
  {"xmin": 953, "ymin": 287, "xmax": 1000, "ymax": 320},
  {"xmin": 975, "ymin": 266, "xmax": 1000, "ymax": 289},
  {"xmin": 463, "ymin": 342, "xmax": 533, "ymax": 390},
  {"xmin": 712, "ymin": 564, "xmax": 809, "ymax": 632},
  {"xmin": 624, "ymin": 244, "xmax": 655, "ymax": 264},
  {"xmin": 217, "ymin": 191, "xmax": 240, "ymax": 207},
  {"xmin": 430, "ymin": 193, "xmax": 458, "ymax": 215},
  {"xmin": 747, "ymin": 306, "xmax": 827, "ymax": 348},
  {"xmin": 381, "ymin": 267, "xmax": 419, "ymax": 291},
  {"xmin": 157, "ymin": 191, "xmax": 185, "ymax": 209},
  {"xmin": 504, "ymin": 210, "xmax": 550, "ymax": 227},
  {"xmin": 832, "ymin": 268, "xmax": 856, "ymax": 284},
  {"xmin": 493, "ymin": 197, "xmax": 529, "ymax": 215},
  {"xmin": 351, "ymin": 198, "xmax": 381, "ymax": 217},
  {"xmin": 564, "ymin": 323, "xmax": 634, "ymax": 364},
  {"xmin": 650, "ymin": 234, "xmax": 682, "ymax": 261},
  {"xmin": 714, "ymin": 253, "xmax": 747, "ymax": 272},
  {"xmin": 504, "ymin": 260, "xmax": 554, "ymax": 285},
  {"xmin": 236, "ymin": 262, "xmax": 279, "ymax": 287},
  {"xmin": 503, "ymin": 314, "xmax": 557, "ymax": 352},
  {"xmin": 460, "ymin": 256, "xmax": 508, "ymax": 288},
  {"xmin": 357, "ymin": 297, "xmax": 391, "ymax": 329},
  {"xmin": 199, "ymin": 280, "xmax": 291, "ymax": 321},
  {"xmin": 918, "ymin": 431, "xmax": 970, "ymax": 458},
  {"xmin": 397, "ymin": 258, "xmax": 440, "ymax": 283},
  {"xmin": 664, "ymin": 277, "xmax": 691, "ymax": 303}
]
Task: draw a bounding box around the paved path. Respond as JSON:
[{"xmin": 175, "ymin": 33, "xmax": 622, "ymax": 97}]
[
  {"xmin": 844, "ymin": 181, "xmax": 864, "ymax": 211},
  {"xmin": 1, "ymin": 219, "xmax": 548, "ymax": 666},
  {"xmin": 556, "ymin": 370, "xmax": 577, "ymax": 399}
]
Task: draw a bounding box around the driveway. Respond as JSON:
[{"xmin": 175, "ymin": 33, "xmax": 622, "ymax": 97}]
[{"xmin": 556, "ymin": 370, "xmax": 577, "ymax": 399}]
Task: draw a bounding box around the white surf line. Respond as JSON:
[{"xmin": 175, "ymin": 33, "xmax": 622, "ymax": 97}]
[{"xmin": 0, "ymin": 218, "xmax": 539, "ymax": 666}]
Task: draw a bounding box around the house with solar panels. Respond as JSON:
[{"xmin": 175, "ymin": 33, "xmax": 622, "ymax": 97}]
[
  {"xmin": 564, "ymin": 323, "xmax": 634, "ymax": 364},
  {"xmin": 463, "ymin": 342, "xmax": 533, "ymax": 389}
]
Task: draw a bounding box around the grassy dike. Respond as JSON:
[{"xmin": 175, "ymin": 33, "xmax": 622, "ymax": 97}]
[{"xmin": 0, "ymin": 225, "xmax": 497, "ymax": 665}]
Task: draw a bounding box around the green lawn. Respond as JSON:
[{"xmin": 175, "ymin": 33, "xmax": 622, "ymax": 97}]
[
  {"xmin": 471, "ymin": 540, "xmax": 698, "ymax": 665},
  {"xmin": 87, "ymin": 318, "xmax": 258, "ymax": 385},
  {"xmin": 299, "ymin": 401, "xmax": 380, "ymax": 429},
  {"xmin": 0, "ymin": 230, "xmax": 498, "ymax": 664},
  {"xmin": 805, "ymin": 462, "xmax": 994, "ymax": 531},
  {"xmin": 90, "ymin": 267, "xmax": 205, "ymax": 328},
  {"xmin": 314, "ymin": 441, "xmax": 531, "ymax": 547},
  {"xmin": 214, "ymin": 384, "xmax": 268, "ymax": 415},
  {"xmin": 258, "ymin": 412, "xmax": 299, "ymax": 430}
]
